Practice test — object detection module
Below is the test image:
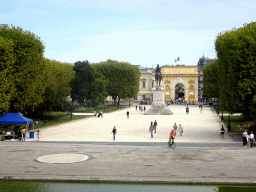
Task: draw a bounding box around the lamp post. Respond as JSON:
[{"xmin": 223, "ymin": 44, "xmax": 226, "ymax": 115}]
[
  {"xmin": 228, "ymin": 112, "xmax": 231, "ymax": 131},
  {"xmin": 70, "ymin": 102, "xmax": 73, "ymax": 121},
  {"xmin": 94, "ymin": 99, "xmax": 98, "ymax": 111},
  {"xmin": 217, "ymin": 99, "xmax": 219, "ymax": 115},
  {"xmin": 104, "ymin": 99, "xmax": 105, "ymax": 113},
  {"xmin": 221, "ymin": 102, "xmax": 224, "ymax": 121},
  {"xmin": 198, "ymin": 86, "xmax": 201, "ymax": 104}
]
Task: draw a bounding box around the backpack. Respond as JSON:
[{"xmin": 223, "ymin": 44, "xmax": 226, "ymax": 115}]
[{"xmin": 221, "ymin": 127, "xmax": 225, "ymax": 131}]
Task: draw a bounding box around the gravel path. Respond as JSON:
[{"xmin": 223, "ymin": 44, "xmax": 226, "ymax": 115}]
[{"xmin": 31, "ymin": 105, "xmax": 234, "ymax": 142}]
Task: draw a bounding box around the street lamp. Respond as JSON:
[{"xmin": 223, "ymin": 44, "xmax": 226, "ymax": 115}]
[
  {"xmin": 221, "ymin": 101, "xmax": 224, "ymax": 121},
  {"xmin": 104, "ymin": 99, "xmax": 105, "ymax": 113},
  {"xmin": 70, "ymin": 102, "xmax": 73, "ymax": 121},
  {"xmin": 217, "ymin": 98, "xmax": 219, "ymax": 115},
  {"xmin": 94, "ymin": 99, "xmax": 98, "ymax": 111},
  {"xmin": 228, "ymin": 112, "xmax": 231, "ymax": 131}
]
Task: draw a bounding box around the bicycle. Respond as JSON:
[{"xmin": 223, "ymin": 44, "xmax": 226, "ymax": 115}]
[{"xmin": 168, "ymin": 138, "xmax": 176, "ymax": 149}]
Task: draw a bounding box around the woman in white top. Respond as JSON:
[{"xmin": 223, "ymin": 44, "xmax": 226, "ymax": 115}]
[
  {"xmin": 246, "ymin": 134, "xmax": 250, "ymax": 148},
  {"xmin": 178, "ymin": 124, "xmax": 183, "ymax": 136},
  {"xmin": 242, "ymin": 129, "xmax": 248, "ymax": 148},
  {"xmin": 250, "ymin": 131, "xmax": 255, "ymax": 148}
]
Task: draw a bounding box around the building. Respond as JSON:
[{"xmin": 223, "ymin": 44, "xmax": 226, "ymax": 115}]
[
  {"xmin": 136, "ymin": 66, "xmax": 155, "ymax": 101},
  {"xmin": 161, "ymin": 65, "xmax": 199, "ymax": 102}
]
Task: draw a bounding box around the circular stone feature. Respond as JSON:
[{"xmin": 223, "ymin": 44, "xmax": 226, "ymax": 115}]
[{"xmin": 37, "ymin": 154, "xmax": 89, "ymax": 164}]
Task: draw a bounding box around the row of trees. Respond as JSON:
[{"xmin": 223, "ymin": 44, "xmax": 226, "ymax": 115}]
[
  {"xmin": 203, "ymin": 22, "xmax": 256, "ymax": 120},
  {"xmin": 1, "ymin": 24, "xmax": 141, "ymax": 117},
  {"xmin": 0, "ymin": 25, "xmax": 74, "ymax": 117},
  {"xmin": 70, "ymin": 59, "xmax": 141, "ymax": 107}
]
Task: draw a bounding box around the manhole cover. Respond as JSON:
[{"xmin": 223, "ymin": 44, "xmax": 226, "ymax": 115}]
[{"xmin": 37, "ymin": 154, "xmax": 89, "ymax": 164}]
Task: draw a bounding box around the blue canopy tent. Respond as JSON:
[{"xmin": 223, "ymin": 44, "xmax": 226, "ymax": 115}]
[
  {"xmin": 0, "ymin": 113, "xmax": 34, "ymax": 139},
  {"xmin": 0, "ymin": 113, "xmax": 33, "ymax": 124}
]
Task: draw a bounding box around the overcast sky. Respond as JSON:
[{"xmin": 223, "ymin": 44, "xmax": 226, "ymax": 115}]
[{"xmin": 1, "ymin": 0, "xmax": 255, "ymax": 67}]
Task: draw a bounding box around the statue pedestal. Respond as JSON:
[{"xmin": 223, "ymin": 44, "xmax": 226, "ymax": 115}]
[{"xmin": 144, "ymin": 86, "xmax": 173, "ymax": 115}]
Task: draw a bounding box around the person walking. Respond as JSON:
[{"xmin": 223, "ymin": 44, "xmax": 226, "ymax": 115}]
[
  {"xmin": 186, "ymin": 106, "xmax": 189, "ymax": 114},
  {"xmin": 220, "ymin": 125, "xmax": 225, "ymax": 139},
  {"xmin": 173, "ymin": 123, "xmax": 178, "ymax": 136},
  {"xmin": 246, "ymin": 133, "xmax": 250, "ymax": 148},
  {"xmin": 94, "ymin": 110, "xmax": 97, "ymax": 117},
  {"xmin": 153, "ymin": 120, "xmax": 157, "ymax": 133},
  {"xmin": 127, "ymin": 110, "xmax": 129, "ymax": 119},
  {"xmin": 136, "ymin": 105, "xmax": 137, "ymax": 111},
  {"xmin": 144, "ymin": 106, "xmax": 146, "ymax": 112},
  {"xmin": 200, "ymin": 107, "xmax": 203, "ymax": 114},
  {"xmin": 37, "ymin": 130, "xmax": 40, "ymax": 141},
  {"xmin": 250, "ymin": 131, "xmax": 255, "ymax": 148},
  {"xmin": 178, "ymin": 124, "xmax": 183, "ymax": 136},
  {"xmin": 21, "ymin": 127, "xmax": 26, "ymax": 141},
  {"xmin": 242, "ymin": 129, "xmax": 248, "ymax": 148},
  {"xmin": 112, "ymin": 126, "xmax": 117, "ymax": 140},
  {"xmin": 149, "ymin": 122, "xmax": 154, "ymax": 138}
]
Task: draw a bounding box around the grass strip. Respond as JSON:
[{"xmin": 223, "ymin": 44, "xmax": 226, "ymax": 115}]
[
  {"xmin": 75, "ymin": 106, "xmax": 127, "ymax": 113},
  {"xmin": 33, "ymin": 114, "xmax": 89, "ymax": 129}
]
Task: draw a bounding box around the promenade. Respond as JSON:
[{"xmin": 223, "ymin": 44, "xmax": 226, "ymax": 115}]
[
  {"xmin": 1, "ymin": 105, "xmax": 254, "ymax": 184},
  {"xmin": 34, "ymin": 105, "xmax": 235, "ymax": 142}
]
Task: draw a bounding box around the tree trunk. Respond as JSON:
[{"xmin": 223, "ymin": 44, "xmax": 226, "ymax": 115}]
[
  {"xmin": 113, "ymin": 96, "xmax": 117, "ymax": 106},
  {"xmin": 118, "ymin": 97, "xmax": 120, "ymax": 109}
]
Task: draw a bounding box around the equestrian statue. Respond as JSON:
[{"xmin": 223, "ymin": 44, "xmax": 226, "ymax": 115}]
[{"xmin": 155, "ymin": 64, "xmax": 162, "ymax": 86}]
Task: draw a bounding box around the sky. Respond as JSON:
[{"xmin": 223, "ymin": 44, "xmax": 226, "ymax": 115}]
[{"xmin": 1, "ymin": 0, "xmax": 255, "ymax": 68}]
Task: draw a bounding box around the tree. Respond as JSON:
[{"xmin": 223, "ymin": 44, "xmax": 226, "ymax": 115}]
[
  {"xmin": 203, "ymin": 60, "xmax": 219, "ymax": 99},
  {"xmin": 92, "ymin": 59, "xmax": 141, "ymax": 106},
  {"xmin": 0, "ymin": 24, "xmax": 47, "ymax": 112},
  {"xmin": 35, "ymin": 59, "xmax": 75, "ymax": 113},
  {"xmin": 0, "ymin": 36, "xmax": 15, "ymax": 114},
  {"xmin": 70, "ymin": 60, "xmax": 106, "ymax": 107}
]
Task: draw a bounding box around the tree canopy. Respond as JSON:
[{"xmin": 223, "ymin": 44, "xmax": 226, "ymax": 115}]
[
  {"xmin": 37, "ymin": 59, "xmax": 75, "ymax": 113},
  {"xmin": 215, "ymin": 22, "xmax": 256, "ymax": 119},
  {"xmin": 0, "ymin": 36, "xmax": 15, "ymax": 114},
  {"xmin": 92, "ymin": 59, "xmax": 141, "ymax": 105},
  {"xmin": 0, "ymin": 24, "xmax": 47, "ymax": 112},
  {"xmin": 203, "ymin": 60, "xmax": 219, "ymax": 99},
  {"xmin": 70, "ymin": 60, "xmax": 107, "ymax": 107}
]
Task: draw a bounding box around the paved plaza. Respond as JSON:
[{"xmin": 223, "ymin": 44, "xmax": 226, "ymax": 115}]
[
  {"xmin": 2, "ymin": 105, "xmax": 254, "ymax": 184},
  {"xmin": 33, "ymin": 105, "xmax": 234, "ymax": 143}
]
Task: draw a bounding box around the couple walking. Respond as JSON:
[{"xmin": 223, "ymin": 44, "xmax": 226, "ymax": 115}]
[
  {"xmin": 173, "ymin": 123, "xmax": 183, "ymax": 136},
  {"xmin": 242, "ymin": 129, "xmax": 255, "ymax": 148},
  {"xmin": 149, "ymin": 120, "xmax": 157, "ymax": 138}
]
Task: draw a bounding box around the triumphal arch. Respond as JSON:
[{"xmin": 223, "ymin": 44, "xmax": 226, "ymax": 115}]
[{"xmin": 161, "ymin": 66, "xmax": 199, "ymax": 102}]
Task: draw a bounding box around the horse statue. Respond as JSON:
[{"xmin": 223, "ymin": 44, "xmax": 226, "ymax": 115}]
[{"xmin": 155, "ymin": 64, "xmax": 162, "ymax": 86}]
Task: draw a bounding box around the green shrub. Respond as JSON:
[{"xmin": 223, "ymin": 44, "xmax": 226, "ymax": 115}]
[{"xmin": 46, "ymin": 112, "xmax": 69, "ymax": 120}]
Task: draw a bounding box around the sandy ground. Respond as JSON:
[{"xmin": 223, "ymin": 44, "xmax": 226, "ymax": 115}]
[{"xmin": 30, "ymin": 105, "xmax": 234, "ymax": 143}]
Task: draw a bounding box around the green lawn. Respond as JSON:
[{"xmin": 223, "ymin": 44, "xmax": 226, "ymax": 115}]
[
  {"xmin": 220, "ymin": 115, "xmax": 252, "ymax": 132},
  {"xmin": 34, "ymin": 106, "xmax": 128, "ymax": 129},
  {"xmin": 75, "ymin": 106, "xmax": 127, "ymax": 113},
  {"xmin": 33, "ymin": 114, "xmax": 90, "ymax": 129}
]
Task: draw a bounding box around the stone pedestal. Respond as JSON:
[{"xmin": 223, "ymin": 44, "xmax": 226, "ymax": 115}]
[{"xmin": 144, "ymin": 86, "xmax": 173, "ymax": 115}]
